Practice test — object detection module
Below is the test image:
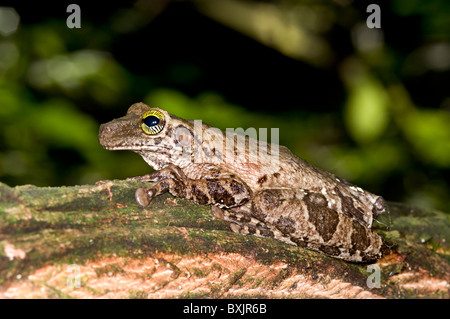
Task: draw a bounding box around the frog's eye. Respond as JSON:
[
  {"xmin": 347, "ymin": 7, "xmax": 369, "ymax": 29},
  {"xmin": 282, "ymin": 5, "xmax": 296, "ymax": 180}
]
[{"xmin": 141, "ymin": 110, "xmax": 165, "ymax": 135}]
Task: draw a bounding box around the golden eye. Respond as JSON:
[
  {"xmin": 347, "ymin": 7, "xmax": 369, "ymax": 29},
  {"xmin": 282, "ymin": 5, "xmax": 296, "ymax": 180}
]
[{"xmin": 141, "ymin": 110, "xmax": 165, "ymax": 135}]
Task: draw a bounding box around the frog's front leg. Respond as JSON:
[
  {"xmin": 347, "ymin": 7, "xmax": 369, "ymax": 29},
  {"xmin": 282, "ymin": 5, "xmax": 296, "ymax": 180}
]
[{"xmin": 132, "ymin": 164, "xmax": 251, "ymax": 208}]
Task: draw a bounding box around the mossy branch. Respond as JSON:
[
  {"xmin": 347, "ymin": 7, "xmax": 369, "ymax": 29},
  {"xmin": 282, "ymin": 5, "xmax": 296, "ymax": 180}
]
[{"xmin": 0, "ymin": 181, "xmax": 448, "ymax": 298}]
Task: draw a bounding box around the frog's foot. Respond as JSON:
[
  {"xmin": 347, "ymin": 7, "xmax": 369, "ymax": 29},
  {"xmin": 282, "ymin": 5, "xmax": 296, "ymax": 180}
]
[
  {"xmin": 135, "ymin": 187, "xmax": 153, "ymax": 207},
  {"xmin": 135, "ymin": 177, "xmax": 186, "ymax": 207},
  {"xmin": 211, "ymin": 206, "xmax": 296, "ymax": 245},
  {"xmin": 211, "ymin": 206, "xmax": 225, "ymax": 219}
]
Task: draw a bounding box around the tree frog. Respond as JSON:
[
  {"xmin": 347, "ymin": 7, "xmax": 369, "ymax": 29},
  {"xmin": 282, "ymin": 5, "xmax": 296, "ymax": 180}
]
[{"xmin": 99, "ymin": 103, "xmax": 386, "ymax": 262}]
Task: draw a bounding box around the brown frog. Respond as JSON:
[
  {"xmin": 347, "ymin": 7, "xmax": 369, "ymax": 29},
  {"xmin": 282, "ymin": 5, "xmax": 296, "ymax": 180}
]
[{"xmin": 99, "ymin": 102, "xmax": 386, "ymax": 262}]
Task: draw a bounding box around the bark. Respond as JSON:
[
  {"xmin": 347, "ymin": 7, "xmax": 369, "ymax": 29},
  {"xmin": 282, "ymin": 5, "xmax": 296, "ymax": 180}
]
[{"xmin": 0, "ymin": 180, "xmax": 448, "ymax": 298}]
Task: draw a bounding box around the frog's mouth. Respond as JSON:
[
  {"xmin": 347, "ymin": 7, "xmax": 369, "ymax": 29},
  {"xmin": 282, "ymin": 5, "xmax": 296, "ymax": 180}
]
[{"xmin": 100, "ymin": 143, "xmax": 171, "ymax": 152}]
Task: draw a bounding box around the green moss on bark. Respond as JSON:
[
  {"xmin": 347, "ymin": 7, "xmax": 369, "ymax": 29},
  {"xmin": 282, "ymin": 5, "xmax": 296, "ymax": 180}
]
[{"xmin": 0, "ymin": 181, "xmax": 448, "ymax": 298}]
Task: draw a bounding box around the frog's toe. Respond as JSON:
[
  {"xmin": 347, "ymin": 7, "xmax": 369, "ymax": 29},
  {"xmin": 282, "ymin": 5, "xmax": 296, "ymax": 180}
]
[
  {"xmin": 211, "ymin": 206, "xmax": 225, "ymax": 219},
  {"xmin": 229, "ymin": 223, "xmax": 246, "ymax": 234},
  {"xmin": 135, "ymin": 187, "xmax": 154, "ymax": 206}
]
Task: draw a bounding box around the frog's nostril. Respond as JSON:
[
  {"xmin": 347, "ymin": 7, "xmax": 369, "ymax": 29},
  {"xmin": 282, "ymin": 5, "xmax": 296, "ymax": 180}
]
[{"xmin": 99, "ymin": 124, "xmax": 112, "ymax": 134}]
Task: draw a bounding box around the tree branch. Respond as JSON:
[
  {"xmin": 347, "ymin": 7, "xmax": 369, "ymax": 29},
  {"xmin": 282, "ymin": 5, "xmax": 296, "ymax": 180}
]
[{"xmin": 0, "ymin": 180, "xmax": 448, "ymax": 298}]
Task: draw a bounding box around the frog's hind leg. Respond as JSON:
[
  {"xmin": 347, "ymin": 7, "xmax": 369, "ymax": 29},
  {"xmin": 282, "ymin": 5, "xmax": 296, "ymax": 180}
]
[
  {"xmin": 211, "ymin": 206, "xmax": 296, "ymax": 246},
  {"xmin": 252, "ymin": 189, "xmax": 384, "ymax": 262}
]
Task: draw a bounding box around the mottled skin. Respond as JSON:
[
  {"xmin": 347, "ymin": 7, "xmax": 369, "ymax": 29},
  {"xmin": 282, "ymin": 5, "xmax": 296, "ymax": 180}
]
[{"xmin": 99, "ymin": 103, "xmax": 386, "ymax": 262}]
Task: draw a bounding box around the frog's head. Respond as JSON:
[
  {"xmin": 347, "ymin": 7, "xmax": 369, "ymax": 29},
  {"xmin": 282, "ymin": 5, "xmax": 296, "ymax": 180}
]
[{"xmin": 99, "ymin": 102, "xmax": 199, "ymax": 170}]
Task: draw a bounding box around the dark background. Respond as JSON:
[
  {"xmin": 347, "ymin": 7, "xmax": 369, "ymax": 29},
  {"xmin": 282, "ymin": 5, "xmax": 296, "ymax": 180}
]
[{"xmin": 0, "ymin": 0, "xmax": 449, "ymax": 213}]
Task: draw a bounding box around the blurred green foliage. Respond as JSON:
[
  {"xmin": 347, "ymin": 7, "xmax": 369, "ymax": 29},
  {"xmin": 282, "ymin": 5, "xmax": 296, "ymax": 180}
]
[{"xmin": 0, "ymin": 1, "xmax": 449, "ymax": 213}]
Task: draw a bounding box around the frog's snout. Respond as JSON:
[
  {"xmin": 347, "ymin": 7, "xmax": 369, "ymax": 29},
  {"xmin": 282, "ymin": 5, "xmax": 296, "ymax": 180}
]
[{"xmin": 98, "ymin": 122, "xmax": 117, "ymax": 149}]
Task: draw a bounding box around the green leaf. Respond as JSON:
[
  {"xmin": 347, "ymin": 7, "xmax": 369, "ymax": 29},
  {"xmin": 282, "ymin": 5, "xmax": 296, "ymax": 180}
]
[
  {"xmin": 344, "ymin": 77, "xmax": 389, "ymax": 144},
  {"xmin": 403, "ymin": 110, "xmax": 450, "ymax": 167}
]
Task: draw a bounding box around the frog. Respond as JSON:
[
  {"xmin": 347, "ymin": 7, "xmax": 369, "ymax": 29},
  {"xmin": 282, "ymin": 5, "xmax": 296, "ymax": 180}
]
[{"xmin": 99, "ymin": 102, "xmax": 387, "ymax": 262}]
